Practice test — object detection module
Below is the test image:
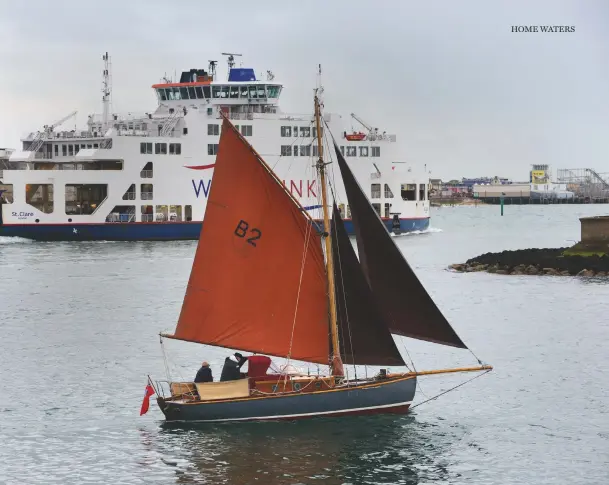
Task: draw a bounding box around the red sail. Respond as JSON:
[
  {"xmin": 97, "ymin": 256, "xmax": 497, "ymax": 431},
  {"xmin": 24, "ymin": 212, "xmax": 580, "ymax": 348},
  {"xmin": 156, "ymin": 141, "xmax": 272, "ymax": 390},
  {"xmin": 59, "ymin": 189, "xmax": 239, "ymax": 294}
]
[{"xmin": 172, "ymin": 119, "xmax": 330, "ymax": 364}]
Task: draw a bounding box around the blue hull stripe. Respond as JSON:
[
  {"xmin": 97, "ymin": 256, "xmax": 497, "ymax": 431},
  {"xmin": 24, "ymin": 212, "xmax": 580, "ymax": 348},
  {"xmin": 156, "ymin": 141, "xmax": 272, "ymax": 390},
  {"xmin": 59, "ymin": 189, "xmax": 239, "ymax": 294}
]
[{"xmin": 0, "ymin": 217, "xmax": 429, "ymax": 241}]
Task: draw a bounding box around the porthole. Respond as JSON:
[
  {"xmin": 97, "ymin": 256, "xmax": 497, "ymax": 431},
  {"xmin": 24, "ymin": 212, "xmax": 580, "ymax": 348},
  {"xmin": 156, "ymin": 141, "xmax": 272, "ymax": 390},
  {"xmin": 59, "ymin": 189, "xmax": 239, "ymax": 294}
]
[{"xmin": 293, "ymin": 382, "xmax": 302, "ymax": 391}]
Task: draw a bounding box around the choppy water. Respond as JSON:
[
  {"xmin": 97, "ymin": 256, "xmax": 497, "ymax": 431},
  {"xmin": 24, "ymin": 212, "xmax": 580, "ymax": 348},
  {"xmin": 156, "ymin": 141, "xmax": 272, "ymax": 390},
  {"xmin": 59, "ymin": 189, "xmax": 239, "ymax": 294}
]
[{"xmin": 1, "ymin": 205, "xmax": 608, "ymax": 484}]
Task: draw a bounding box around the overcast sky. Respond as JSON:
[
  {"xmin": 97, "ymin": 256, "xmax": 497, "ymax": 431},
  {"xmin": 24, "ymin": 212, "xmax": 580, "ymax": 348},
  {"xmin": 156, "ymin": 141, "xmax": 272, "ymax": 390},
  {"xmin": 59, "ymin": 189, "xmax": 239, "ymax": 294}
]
[{"xmin": 0, "ymin": 0, "xmax": 607, "ymax": 180}]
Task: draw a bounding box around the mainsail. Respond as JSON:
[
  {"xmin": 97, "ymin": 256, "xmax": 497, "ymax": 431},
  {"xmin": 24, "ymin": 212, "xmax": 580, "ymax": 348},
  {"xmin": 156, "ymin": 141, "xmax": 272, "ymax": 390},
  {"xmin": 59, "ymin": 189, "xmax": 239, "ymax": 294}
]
[
  {"xmin": 169, "ymin": 119, "xmax": 331, "ymax": 364},
  {"xmin": 331, "ymin": 204, "xmax": 406, "ymax": 366},
  {"xmin": 334, "ymin": 144, "xmax": 467, "ymax": 349}
]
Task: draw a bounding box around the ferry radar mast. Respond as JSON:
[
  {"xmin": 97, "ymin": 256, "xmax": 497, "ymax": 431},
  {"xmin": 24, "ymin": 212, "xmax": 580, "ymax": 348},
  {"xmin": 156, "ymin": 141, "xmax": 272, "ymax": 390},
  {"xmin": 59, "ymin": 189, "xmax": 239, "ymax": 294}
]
[
  {"xmin": 101, "ymin": 52, "xmax": 112, "ymax": 134},
  {"xmin": 221, "ymin": 52, "xmax": 242, "ymax": 79}
]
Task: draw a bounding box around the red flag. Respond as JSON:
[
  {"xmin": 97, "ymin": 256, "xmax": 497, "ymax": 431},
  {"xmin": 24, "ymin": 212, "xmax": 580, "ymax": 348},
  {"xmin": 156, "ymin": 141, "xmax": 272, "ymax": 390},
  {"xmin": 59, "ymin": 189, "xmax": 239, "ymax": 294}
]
[{"xmin": 140, "ymin": 384, "xmax": 155, "ymax": 416}]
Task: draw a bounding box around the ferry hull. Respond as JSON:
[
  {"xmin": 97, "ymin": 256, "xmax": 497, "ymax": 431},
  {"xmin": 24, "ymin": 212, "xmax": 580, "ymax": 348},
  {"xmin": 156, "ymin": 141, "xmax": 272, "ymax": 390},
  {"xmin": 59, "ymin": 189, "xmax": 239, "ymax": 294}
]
[
  {"xmin": 158, "ymin": 376, "xmax": 416, "ymax": 423},
  {"xmin": 0, "ymin": 217, "xmax": 429, "ymax": 241}
]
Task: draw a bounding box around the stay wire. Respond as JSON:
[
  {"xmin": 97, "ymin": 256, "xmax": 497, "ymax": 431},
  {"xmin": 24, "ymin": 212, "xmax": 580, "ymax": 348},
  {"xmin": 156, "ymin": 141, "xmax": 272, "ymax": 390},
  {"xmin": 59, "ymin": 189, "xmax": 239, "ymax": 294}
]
[{"xmin": 410, "ymin": 370, "xmax": 492, "ymax": 410}]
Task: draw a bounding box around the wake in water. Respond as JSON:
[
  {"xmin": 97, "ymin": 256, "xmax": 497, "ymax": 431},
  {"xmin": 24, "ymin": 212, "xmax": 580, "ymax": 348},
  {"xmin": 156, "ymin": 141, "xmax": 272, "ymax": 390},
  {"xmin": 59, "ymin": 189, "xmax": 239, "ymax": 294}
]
[
  {"xmin": 0, "ymin": 236, "xmax": 33, "ymax": 244},
  {"xmin": 391, "ymin": 227, "xmax": 443, "ymax": 237}
]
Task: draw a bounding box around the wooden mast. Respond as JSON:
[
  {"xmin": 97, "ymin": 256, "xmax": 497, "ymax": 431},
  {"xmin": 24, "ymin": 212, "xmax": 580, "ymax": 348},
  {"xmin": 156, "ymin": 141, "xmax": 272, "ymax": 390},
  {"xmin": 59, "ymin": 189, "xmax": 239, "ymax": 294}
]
[{"xmin": 314, "ymin": 92, "xmax": 344, "ymax": 376}]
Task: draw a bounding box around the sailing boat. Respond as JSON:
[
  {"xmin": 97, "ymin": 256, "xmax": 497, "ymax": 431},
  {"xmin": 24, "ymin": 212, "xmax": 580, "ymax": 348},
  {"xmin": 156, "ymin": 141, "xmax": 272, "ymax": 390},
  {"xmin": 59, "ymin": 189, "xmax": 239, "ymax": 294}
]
[{"xmin": 149, "ymin": 93, "xmax": 492, "ymax": 422}]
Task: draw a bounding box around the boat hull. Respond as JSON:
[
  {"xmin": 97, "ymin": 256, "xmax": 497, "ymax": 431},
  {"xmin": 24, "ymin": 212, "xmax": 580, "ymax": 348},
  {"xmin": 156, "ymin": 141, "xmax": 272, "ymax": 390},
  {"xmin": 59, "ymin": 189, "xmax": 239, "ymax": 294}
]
[
  {"xmin": 0, "ymin": 217, "xmax": 429, "ymax": 241},
  {"xmin": 157, "ymin": 376, "xmax": 416, "ymax": 423}
]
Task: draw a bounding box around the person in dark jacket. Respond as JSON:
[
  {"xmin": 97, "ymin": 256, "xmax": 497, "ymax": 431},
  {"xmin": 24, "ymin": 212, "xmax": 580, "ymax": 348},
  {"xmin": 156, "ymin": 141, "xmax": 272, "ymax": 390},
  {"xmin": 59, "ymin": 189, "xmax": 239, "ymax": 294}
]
[
  {"xmin": 220, "ymin": 352, "xmax": 248, "ymax": 382},
  {"xmin": 194, "ymin": 361, "xmax": 213, "ymax": 383}
]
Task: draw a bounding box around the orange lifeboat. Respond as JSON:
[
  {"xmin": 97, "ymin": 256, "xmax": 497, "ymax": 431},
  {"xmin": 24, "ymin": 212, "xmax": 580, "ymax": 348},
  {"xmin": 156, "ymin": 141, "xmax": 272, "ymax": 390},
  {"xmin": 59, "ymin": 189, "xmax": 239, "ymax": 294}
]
[{"xmin": 345, "ymin": 132, "xmax": 367, "ymax": 141}]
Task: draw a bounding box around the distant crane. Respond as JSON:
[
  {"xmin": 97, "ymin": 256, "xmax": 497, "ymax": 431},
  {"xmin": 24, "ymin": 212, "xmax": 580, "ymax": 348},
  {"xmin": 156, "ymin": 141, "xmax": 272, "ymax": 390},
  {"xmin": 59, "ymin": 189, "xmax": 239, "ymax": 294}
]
[
  {"xmin": 350, "ymin": 112, "xmax": 382, "ymax": 140},
  {"xmin": 27, "ymin": 111, "xmax": 78, "ymax": 152}
]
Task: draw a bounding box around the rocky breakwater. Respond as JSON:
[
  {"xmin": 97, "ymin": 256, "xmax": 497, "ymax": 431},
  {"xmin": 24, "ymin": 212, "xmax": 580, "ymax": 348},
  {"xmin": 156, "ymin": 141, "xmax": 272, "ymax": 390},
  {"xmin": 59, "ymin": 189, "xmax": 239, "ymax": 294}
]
[{"xmin": 449, "ymin": 248, "xmax": 609, "ymax": 277}]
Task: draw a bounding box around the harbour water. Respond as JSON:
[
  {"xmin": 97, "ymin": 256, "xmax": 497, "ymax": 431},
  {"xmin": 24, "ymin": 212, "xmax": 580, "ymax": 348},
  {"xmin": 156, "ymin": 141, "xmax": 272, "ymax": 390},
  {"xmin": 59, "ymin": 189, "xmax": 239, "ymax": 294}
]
[{"xmin": 1, "ymin": 204, "xmax": 608, "ymax": 484}]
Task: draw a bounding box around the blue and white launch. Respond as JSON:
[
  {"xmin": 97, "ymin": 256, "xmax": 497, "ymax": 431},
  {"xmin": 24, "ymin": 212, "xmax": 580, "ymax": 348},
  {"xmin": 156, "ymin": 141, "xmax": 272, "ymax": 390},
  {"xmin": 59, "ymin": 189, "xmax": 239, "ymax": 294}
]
[{"xmin": 0, "ymin": 53, "xmax": 431, "ymax": 241}]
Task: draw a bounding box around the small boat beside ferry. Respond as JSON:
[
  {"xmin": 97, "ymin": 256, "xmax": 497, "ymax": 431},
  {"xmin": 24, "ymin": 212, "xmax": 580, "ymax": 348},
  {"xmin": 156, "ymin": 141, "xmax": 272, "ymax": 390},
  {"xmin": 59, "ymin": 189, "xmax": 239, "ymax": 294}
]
[{"xmin": 0, "ymin": 53, "xmax": 431, "ymax": 241}]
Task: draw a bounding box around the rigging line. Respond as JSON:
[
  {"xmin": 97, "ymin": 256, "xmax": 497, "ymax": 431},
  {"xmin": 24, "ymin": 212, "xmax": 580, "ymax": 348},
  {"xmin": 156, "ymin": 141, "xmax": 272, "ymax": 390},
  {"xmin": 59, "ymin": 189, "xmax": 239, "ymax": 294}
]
[
  {"xmin": 271, "ymin": 132, "xmax": 304, "ymax": 172},
  {"xmin": 160, "ymin": 335, "xmax": 171, "ymax": 382},
  {"xmin": 410, "ymin": 370, "xmax": 492, "ymax": 410}
]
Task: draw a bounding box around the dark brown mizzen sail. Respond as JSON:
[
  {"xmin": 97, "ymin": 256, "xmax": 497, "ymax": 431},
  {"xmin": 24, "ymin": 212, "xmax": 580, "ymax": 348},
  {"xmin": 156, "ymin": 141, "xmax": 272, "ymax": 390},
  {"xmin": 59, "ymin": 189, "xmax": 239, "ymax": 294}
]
[
  {"xmin": 331, "ymin": 204, "xmax": 406, "ymax": 366},
  {"xmin": 334, "ymin": 144, "xmax": 467, "ymax": 349}
]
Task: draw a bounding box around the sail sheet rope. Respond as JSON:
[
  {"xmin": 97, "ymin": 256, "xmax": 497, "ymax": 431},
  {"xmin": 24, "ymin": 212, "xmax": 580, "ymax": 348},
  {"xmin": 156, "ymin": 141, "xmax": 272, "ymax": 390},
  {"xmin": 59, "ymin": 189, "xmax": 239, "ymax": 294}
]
[{"xmin": 410, "ymin": 369, "xmax": 492, "ymax": 410}]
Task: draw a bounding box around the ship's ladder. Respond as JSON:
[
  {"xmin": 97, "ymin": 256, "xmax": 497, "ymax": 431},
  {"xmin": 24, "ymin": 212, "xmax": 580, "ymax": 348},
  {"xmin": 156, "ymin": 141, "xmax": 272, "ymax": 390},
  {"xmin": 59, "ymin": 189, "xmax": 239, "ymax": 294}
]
[{"xmin": 160, "ymin": 110, "xmax": 182, "ymax": 137}]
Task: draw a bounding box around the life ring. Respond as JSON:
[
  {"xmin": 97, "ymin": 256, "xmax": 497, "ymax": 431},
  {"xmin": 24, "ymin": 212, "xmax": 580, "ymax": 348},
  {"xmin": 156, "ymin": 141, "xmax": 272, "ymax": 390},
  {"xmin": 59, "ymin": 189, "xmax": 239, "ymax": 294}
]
[
  {"xmin": 314, "ymin": 381, "xmax": 322, "ymax": 390},
  {"xmin": 293, "ymin": 382, "xmax": 302, "ymax": 391}
]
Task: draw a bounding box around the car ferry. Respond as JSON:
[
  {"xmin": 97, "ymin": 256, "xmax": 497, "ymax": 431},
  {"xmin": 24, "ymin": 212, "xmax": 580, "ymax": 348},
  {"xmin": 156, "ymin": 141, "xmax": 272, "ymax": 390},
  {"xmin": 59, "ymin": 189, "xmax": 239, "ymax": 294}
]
[{"xmin": 0, "ymin": 53, "xmax": 431, "ymax": 241}]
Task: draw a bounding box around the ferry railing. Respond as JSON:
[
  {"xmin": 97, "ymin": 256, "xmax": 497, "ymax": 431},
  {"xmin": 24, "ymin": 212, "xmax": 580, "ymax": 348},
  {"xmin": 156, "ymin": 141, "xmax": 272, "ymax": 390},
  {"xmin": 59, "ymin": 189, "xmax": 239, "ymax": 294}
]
[
  {"xmin": 105, "ymin": 213, "xmax": 136, "ymax": 223},
  {"xmin": 141, "ymin": 192, "xmax": 153, "ymax": 200},
  {"xmin": 141, "ymin": 214, "xmax": 154, "ymax": 222},
  {"xmin": 140, "ymin": 170, "xmax": 153, "ymax": 178}
]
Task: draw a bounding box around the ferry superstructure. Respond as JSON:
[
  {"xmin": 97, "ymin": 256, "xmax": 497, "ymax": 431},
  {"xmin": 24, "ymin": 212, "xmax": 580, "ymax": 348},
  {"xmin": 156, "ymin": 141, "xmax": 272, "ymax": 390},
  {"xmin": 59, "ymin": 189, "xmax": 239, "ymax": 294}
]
[{"xmin": 0, "ymin": 53, "xmax": 431, "ymax": 241}]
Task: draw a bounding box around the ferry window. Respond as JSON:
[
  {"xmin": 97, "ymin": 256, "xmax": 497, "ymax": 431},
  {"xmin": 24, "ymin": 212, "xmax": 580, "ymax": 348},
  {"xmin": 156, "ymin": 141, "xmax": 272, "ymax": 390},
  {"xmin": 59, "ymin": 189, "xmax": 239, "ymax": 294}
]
[
  {"xmin": 169, "ymin": 143, "xmax": 182, "ymax": 155},
  {"xmin": 87, "ymin": 144, "xmax": 93, "ymax": 149},
  {"xmin": 170, "ymin": 205, "xmax": 183, "ymax": 222},
  {"xmin": 293, "ymin": 126, "xmax": 298, "ymax": 137},
  {"xmin": 338, "ymin": 204, "xmax": 345, "ymax": 218},
  {"xmin": 183, "ymin": 127, "xmax": 188, "ymax": 135},
  {"xmin": 212, "ymin": 86, "xmax": 221, "ymax": 98},
  {"xmin": 372, "ymin": 203, "xmax": 381, "ymax": 216},
  {"xmin": 94, "ymin": 144, "xmax": 99, "ymax": 149},
  {"xmin": 65, "ymin": 184, "xmax": 107, "ymax": 215},
  {"xmin": 346, "ymin": 146, "xmax": 357, "ymax": 157},
  {"xmin": 140, "ymin": 142, "xmax": 152, "ymax": 154},
  {"xmin": 185, "ymin": 204, "xmax": 192, "ymax": 221},
  {"xmin": 300, "ymin": 127, "xmax": 310, "ymax": 137},
  {"xmin": 195, "ymin": 86, "xmax": 204, "ymax": 99},
  {"xmin": 359, "ymin": 146, "xmax": 369, "ymax": 157},
  {"xmin": 300, "ymin": 145, "xmax": 311, "ymax": 157},
  {"xmin": 371, "ymin": 184, "xmax": 381, "ymax": 199},
  {"xmin": 158, "ymin": 89, "xmax": 167, "ymax": 101},
  {"xmin": 208, "ymin": 124, "xmax": 220, "ymax": 136},
  {"xmin": 54, "ymin": 145, "xmax": 59, "ymax": 156},
  {"xmin": 128, "ymin": 123, "xmax": 133, "ymax": 130},
  {"xmin": 62, "ymin": 145, "xmax": 67, "ymax": 156},
  {"xmin": 230, "ymin": 86, "xmax": 239, "ymax": 99},
  {"xmin": 249, "ymin": 86, "xmax": 257, "ymax": 98},
  {"xmin": 74, "ymin": 145, "xmax": 79, "ymax": 154},
  {"xmin": 312, "ymin": 145, "xmax": 318, "ymax": 157},
  {"xmin": 81, "ymin": 144, "xmax": 85, "ymax": 149},
  {"xmin": 68, "ymin": 145, "xmax": 74, "ymax": 156},
  {"xmin": 384, "ymin": 203, "xmax": 391, "ymax": 218},
  {"xmin": 141, "ymin": 205, "xmax": 154, "ymax": 222},
  {"xmin": 142, "ymin": 123, "xmax": 147, "ymax": 131},
  {"xmin": 419, "ymin": 184, "xmax": 426, "ymax": 201},
  {"xmin": 281, "ymin": 145, "xmax": 292, "ymax": 156},
  {"xmin": 240, "ymin": 86, "xmax": 249, "ymax": 98},
  {"xmin": 372, "ymin": 146, "xmax": 381, "ymax": 157},
  {"xmin": 257, "ymin": 86, "xmax": 266, "ymax": 98},
  {"xmin": 180, "ymin": 87, "xmax": 189, "ymax": 100},
  {"xmin": 141, "ymin": 184, "xmax": 153, "ymax": 200},
  {"xmin": 281, "ymin": 126, "xmax": 292, "ymax": 137},
  {"xmin": 221, "ymin": 86, "xmax": 229, "ymax": 98},
  {"xmin": 141, "ymin": 161, "xmax": 153, "ymax": 178},
  {"xmin": 384, "ymin": 184, "xmax": 394, "ymax": 198},
  {"xmin": 241, "ymin": 125, "xmax": 252, "ymax": 137},
  {"xmin": 340, "ymin": 146, "xmax": 345, "ymax": 155},
  {"xmin": 267, "ymin": 85, "xmax": 280, "ymax": 98},
  {"xmin": 208, "ymin": 144, "xmax": 219, "ymax": 155},
  {"xmin": 203, "ymin": 86, "xmax": 211, "ymax": 98},
  {"xmin": 155, "ymin": 143, "xmax": 167, "ymax": 155},
  {"xmin": 312, "ymin": 127, "xmax": 317, "ymax": 138},
  {"xmin": 346, "ymin": 205, "xmax": 351, "ymax": 218},
  {"xmin": 401, "ymin": 184, "xmax": 417, "ymax": 201},
  {"xmin": 173, "ymin": 87, "xmax": 181, "ymax": 100},
  {"xmin": 188, "ymin": 87, "xmax": 196, "ymax": 100}
]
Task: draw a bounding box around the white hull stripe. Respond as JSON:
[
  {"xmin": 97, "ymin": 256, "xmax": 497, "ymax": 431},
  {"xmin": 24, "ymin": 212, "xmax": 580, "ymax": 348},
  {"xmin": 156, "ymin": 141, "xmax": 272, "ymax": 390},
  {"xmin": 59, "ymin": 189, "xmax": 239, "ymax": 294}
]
[{"xmin": 172, "ymin": 400, "xmax": 413, "ymax": 423}]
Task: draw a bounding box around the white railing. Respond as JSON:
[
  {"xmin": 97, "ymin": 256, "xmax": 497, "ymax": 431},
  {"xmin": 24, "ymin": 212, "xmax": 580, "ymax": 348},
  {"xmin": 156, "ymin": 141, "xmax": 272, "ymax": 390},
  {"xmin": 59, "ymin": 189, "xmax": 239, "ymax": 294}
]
[
  {"xmin": 106, "ymin": 213, "xmax": 135, "ymax": 223},
  {"xmin": 141, "ymin": 192, "xmax": 153, "ymax": 200},
  {"xmin": 140, "ymin": 170, "xmax": 153, "ymax": 178},
  {"xmin": 141, "ymin": 214, "xmax": 154, "ymax": 222}
]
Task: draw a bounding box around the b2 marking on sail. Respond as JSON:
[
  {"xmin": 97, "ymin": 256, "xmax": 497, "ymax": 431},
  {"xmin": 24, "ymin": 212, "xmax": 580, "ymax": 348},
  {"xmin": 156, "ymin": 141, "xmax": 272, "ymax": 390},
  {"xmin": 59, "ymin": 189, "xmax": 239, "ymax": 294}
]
[{"xmin": 234, "ymin": 219, "xmax": 262, "ymax": 247}]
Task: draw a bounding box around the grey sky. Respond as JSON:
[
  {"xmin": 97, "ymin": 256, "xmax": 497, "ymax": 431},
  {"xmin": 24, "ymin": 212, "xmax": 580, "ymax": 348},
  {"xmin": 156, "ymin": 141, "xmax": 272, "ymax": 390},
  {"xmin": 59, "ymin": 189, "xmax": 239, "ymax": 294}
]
[{"xmin": 0, "ymin": 0, "xmax": 607, "ymax": 180}]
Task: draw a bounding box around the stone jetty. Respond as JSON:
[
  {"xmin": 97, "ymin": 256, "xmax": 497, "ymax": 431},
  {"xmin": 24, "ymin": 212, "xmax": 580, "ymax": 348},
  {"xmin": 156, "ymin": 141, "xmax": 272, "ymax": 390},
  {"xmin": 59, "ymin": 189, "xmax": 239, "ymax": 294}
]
[{"xmin": 449, "ymin": 248, "xmax": 609, "ymax": 277}]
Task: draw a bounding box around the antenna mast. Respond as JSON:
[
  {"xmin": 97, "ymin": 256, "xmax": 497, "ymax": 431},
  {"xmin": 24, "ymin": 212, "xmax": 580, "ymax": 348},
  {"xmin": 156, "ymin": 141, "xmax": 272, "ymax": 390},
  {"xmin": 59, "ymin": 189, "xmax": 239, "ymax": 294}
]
[
  {"xmin": 221, "ymin": 52, "xmax": 243, "ymax": 80},
  {"xmin": 101, "ymin": 52, "xmax": 112, "ymax": 134},
  {"xmin": 314, "ymin": 78, "xmax": 343, "ymax": 378}
]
